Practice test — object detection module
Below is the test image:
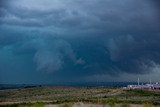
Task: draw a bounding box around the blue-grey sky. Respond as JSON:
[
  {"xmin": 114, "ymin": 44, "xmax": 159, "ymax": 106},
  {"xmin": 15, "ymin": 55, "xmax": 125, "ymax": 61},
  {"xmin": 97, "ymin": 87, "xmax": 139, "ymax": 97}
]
[{"xmin": 0, "ymin": 0, "xmax": 160, "ymax": 84}]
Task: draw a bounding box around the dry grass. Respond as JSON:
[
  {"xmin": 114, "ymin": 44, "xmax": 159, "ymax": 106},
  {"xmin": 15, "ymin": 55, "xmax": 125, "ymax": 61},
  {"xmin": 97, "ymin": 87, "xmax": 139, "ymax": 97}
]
[{"xmin": 0, "ymin": 87, "xmax": 160, "ymax": 106}]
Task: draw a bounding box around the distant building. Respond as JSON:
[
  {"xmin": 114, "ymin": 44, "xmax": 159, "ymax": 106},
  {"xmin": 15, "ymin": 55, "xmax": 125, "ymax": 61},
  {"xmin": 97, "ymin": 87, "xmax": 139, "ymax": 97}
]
[
  {"xmin": 152, "ymin": 82, "xmax": 160, "ymax": 90},
  {"xmin": 126, "ymin": 78, "xmax": 160, "ymax": 90}
]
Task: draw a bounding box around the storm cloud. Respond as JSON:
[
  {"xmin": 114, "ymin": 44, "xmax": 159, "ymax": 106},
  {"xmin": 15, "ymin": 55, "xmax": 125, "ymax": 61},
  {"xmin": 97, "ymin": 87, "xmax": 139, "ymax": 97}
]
[{"xmin": 0, "ymin": 0, "xmax": 160, "ymax": 83}]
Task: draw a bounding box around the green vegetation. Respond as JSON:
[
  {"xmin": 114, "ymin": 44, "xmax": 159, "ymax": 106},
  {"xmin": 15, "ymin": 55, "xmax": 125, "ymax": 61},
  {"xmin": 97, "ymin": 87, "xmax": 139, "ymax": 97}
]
[
  {"xmin": 0, "ymin": 87, "xmax": 160, "ymax": 106},
  {"xmin": 126, "ymin": 89, "xmax": 160, "ymax": 96}
]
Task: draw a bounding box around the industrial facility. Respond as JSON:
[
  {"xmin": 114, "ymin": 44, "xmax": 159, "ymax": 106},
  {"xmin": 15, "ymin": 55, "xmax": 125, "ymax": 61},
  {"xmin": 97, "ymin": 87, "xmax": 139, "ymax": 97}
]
[{"xmin": 127, "ymin": 78, "xmax": 160, "ymax": 90}]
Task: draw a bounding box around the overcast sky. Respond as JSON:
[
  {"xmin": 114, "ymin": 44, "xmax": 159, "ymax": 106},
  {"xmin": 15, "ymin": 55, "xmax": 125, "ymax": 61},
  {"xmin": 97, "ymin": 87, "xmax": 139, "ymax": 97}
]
[{"xmin": 0, "ymin": 0, "xmax": 160, "ymax": 84}]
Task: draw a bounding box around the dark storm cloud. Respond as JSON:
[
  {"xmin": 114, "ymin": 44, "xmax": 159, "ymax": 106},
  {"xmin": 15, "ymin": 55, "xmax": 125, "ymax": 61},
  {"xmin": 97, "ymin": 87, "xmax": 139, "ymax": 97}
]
[
  {"xmin": 1, "ymin": 0, "xmax": 158, "ymax": 31},
  {"xmin": 0, "ymin": 0, "xmax": 160, "ymax": 83},
  {"xmin": 152, "ymin": 0, "xmax": 160, "ymax": 8},
  {"xmin": 0, "ymin": 0, "xmax": 9, "ymax": 17},
  {"xmin": 33, "ymin": 39, "xmax": 83, "ymax": 73},
  {"xmin": 0, "ymin": 0, "xmax": 9, "ymax": 7},
  {"xmin": 151, "ymin": 0, "xmax": 160, "ymax": 19},
  {"xmin": 107, "ymin": 34, "xmax": 160, "ymax": 74}
]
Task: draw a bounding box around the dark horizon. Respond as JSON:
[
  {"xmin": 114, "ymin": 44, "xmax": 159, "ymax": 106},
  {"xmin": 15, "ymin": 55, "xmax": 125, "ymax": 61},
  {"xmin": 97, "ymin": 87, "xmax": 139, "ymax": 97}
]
[{"xmin": 0, "ymin": 81, "xmax": 145, "ymax": 89}]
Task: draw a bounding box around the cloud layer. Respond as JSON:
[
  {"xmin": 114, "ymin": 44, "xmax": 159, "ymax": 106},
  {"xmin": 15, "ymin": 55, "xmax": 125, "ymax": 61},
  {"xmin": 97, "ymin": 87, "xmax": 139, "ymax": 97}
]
[{"xmin": 0, "ymin": 0, "xmax": 160, "ymax": 83}]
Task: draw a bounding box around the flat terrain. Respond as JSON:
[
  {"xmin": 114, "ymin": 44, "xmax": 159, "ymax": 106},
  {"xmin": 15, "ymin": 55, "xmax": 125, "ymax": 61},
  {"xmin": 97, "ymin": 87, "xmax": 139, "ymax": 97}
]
[{"xmin": 0, "ymin": 86, "xmax": 160, "ymax": 106}]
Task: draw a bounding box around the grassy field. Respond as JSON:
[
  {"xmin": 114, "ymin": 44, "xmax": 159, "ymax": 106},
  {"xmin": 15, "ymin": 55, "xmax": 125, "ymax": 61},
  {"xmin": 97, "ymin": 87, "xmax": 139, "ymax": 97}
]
[{"xmin": 0, "ymin": 86, "xmax": 160, "ymax": 106}]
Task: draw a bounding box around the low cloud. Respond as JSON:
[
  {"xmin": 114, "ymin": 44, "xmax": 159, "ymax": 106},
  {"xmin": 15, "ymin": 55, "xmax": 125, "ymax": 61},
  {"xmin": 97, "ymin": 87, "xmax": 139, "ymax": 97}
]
[
  {"xmin": 107, "ymin": 34, "xmax": 160, "ymax": 74},
  {"xmin": 33, "ymin": 39, "xmax": 83, "ymax": 73}
]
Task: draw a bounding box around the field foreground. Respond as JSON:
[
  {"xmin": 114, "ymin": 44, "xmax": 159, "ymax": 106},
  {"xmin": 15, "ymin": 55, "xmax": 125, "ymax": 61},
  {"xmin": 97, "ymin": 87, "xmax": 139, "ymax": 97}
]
[{"xmin": 0, "ymin": 86, "xmax": 160, "ymax": 106}]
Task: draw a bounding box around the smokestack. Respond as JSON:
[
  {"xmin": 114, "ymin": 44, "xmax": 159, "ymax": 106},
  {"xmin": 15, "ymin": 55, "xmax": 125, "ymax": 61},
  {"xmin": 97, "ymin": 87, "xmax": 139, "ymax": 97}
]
[
  {"xmin": 150, "ymin": 79, "xmax": 152, "ymax": 85},
  {"xmin": 138, "ymin": 78, "xmax": 139, "ymax": 86}
]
